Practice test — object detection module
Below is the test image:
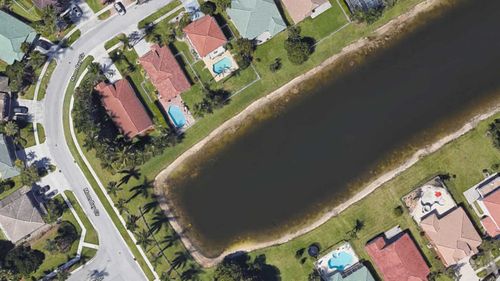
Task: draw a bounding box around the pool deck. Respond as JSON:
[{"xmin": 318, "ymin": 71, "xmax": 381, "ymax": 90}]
[
  {"xmin": 159, "ymin": 95, "xmax": 196, "ymax": 132},
  {"xmin": 202, "ymin": 50, "xmax": 239, "ymax": 82},
  {"xmin": 316, "ymin": 242, "xmax": 360, "ymax": 279}
]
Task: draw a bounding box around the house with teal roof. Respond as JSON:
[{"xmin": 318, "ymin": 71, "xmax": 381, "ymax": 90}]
[
  {"xmin": 227, "ymin": 0, "xmax": 287, "ymax": 44},
  {"xmin": 0, "ymin": 11, "xmax": 37, "ymax": 64},
  {"xmin": 0, "ymin": 134, "xmax": 20, "ymax": 179}
]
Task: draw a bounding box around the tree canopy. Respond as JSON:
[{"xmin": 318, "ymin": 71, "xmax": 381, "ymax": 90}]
[{"xmin": 4, "ymin": 245, "xmax": 45, "ymax": 275}]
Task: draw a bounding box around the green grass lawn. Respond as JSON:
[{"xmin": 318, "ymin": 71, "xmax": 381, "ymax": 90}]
[
  {"xmin": 109, "ymin": 48, "xmax": 167, "ymax": 127},
  {"xmin": 97, "ymin": 10, "xmax": 111, "ymax": 20},
  {"xmin": 86, "ymin": 0, "xmax": 106, "ymax": 13},
  {"xmin": 62, "ymin": 56, "xmax": 156, "ymax": 280},
  {"xmin": 104, "ymin": 33, "xmax": 126, "ymax": 50},
  {"xmin": 31, "ymin": 195, "xmax": 82, "ymax": 279},
  {"xmin": 20, "ymin": 122, "xmax": 35, "ymax": 148},
  {"xmin": 36, "ymin": 123, "xmax": 45, "ymax": 143},
  {"xmin": 137, "ymin": 0, "xmax": 182, "ymax": 29},
  {"xmin": 64, "ymin": 190, "xmax": 99, "ymax": 245},
  {"xmin": 0, "ymin": 60, "xmax": 7, "ymax": 72},
  {"xmin": 37, "ymin": 59, "xmax": 57, "ymax": 101},
  {"xmin": 10, "ymin": 1, "xmax": 41, "ymax": 22}
]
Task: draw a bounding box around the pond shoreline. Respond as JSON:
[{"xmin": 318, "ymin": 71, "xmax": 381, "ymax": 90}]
[{"xmin": 153, "ymin": 0, "xmax": 461, "ymax": 267}]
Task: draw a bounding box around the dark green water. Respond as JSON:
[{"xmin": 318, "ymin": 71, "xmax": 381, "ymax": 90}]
[{"xmin": 168, "ymin": 0, "xmax": 500, "ymax": 256}]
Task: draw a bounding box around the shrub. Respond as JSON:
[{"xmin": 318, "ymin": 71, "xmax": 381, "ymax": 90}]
[
  {"xmin": 200, "ymin": 1, "xmax": 216, "ymax": 15},
  {"xmin": 55, "ymin": 221, "xmax": 78, "ymax": 252},
  {"xmin": 269, "ymin": 58, "xmax": 282, "ymax": 72},
  {"xmin": 4, "ymin": 245, "xmax": 45, "ymax": 275},
  {"xmin": 232, "ymin": 38, "xmax": 254, "ymax": 69},
  {"xmin": 352, "ymin": 8, "xmax": 383, "ymax": 24},
  {"xmin": 284, "ymin": 27, "xmax": 313, "ymax": 65},
  {"xmin": 393, "ymin": 205, "xmax": 404, "ymax": 216},
  {"xmin": 488, "ymin": 119, "xmax": 500, "ymax": 149}
]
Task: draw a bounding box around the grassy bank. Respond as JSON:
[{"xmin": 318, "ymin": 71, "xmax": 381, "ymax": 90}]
[{"xmin": 37, "ymin": 123, "xmax": 46, "ymax": 143}]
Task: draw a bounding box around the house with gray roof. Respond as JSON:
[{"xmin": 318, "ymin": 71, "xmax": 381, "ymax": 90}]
[
  {"xmin": 227, "ymin": 0, "xmax": 287, "ymax": 44},
  {"xmin": 0, "ymin": 134, "xmax": 20, "ymax": 179},
  {"xmin": 0, "ymin": 11, "xmax": 38, "ymax": 64}
]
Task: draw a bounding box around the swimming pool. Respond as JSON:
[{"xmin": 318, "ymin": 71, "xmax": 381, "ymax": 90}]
[
  {"xmin": 168, "ymin": 105, "xmax": 186, "ymax": 128},
  {"xmin": 327, "ymin": 251, "xmax": 353, "ymax": 271},
  {"xmin": 213, "ymin": 57, "xmax": 232, "ymax": 74}
]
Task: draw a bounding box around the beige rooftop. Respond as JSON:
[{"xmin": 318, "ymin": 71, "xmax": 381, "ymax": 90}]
[
  {"xmin": 280, "ymin": 0, "xmax": 330, "ymax": 23},
  {"xmin": 421, "ymin": 207, "xmax": 481, "ymax": 267}
]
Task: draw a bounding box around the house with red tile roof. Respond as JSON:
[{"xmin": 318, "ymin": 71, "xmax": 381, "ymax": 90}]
[
  {"xmin": 138, "ymin": 44, "xmax": 191, "ymax": 103},
  {"xmin": 478, "ymin": 186, "xmax": 500, "ymax": 238},
  {"xmin": 420, "ymin": 207, "xmax": 482, "ymax": 267},
  {"xmin": 183, "ymin": 15, "xmax": 227, "ymax": 59},
  {"xmin": 95, "ymin": 79, "xmax": 154, "ymax": 138},
  {"xmin": 366, "ymin": 229, "xmax": 430, "ymax": 281}
]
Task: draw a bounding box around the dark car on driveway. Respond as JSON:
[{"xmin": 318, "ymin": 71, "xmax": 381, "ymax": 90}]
[
  {"xmin": 13, "ymin": 106, "xmax": 28, "ymax": 115},
  {"xmin": 114, "ymin": 2, "xmax": 126, "ymax": 15}
]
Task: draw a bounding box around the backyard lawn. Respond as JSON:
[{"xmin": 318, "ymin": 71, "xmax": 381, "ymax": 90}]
[{"xmin": 10, "ymin": 0, "xmax": 41, "ymax": 22}]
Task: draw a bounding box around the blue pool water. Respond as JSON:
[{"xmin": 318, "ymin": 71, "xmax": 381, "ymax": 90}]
[
  {"xmin": 327, "ymin": 251, "xmax": 353, "ymax": 271},
  {"xmin": 213, "ymin": 57, "xmax": 232, "ymax": 74},
  {"xmin": 168, "ymin": 105, "xmax": 186, "ymax": 128}
]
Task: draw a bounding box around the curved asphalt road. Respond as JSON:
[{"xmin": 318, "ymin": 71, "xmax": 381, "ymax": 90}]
[{"xmin": 43, "ymin": 1, "xmax": 172, "ymax": 279}]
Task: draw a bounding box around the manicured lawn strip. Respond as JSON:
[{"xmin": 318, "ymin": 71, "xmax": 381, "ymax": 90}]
[
  {"xmin": 137, "ymin": 0, "xmax": 181, "ymax": 29},
  {"xmin": 109, "ymin": 48, "xmax": 167, "ymax": 127},
  {"xmin": 64, "ymin": 190, "xmax": 99, "ymax": 245},
  {"xmin": 20, "ymin": 122, "xmax": 35, "ymax": 147},
  {"xmin": 86, "ymin": 0, "xmax": 106, "ymax": 13},
  {"xmin": 62, "ymin": 56, "xmax": 156, "ymax": 281},
  {"xmin": 104, "ymin": 33, "xmax": 126, "ymax": 50},
  {"xmin": 32, "ymin": 195, "xmax": 81, "ymax": 279},
  {"xmin": 97, "ymin": 10, "xmax": 111, "ymax": 20},
  {"xmin": 64, "ymin": 29, "xmax": 81, "ymax": 47},
  {"xmin": 37, "ymin": 123, "xmax": 46, "ymax": 143},
  {"xmin": 68, "ymin": 246, "xmax": 98, "ymax": 271},
  {"xmin": 37, "ymin": 60, "xmax": 57, "ymax": 101}
]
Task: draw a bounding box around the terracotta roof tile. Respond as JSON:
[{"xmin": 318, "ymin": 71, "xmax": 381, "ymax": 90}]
[
  {"xmin": 420, "ymin": 207, "xmax": 481, "ymax": 267},
  {"xmin": 366, "ymin": 233, "xmax": 430, "ymax": 281},
  {"xmin": 138, "ymin": 44, "xmax": 191, "ymax": 101},
  {"xmin": 482, "ymin": 188, "xmax": 500, "ymax": 237},
  {"xmin": 183, "ymin": 16, "xmax": 227, "ymax": 58},
  {"xmin": 95, "ymin": 80, "xmax": 154, "ymax": 138}
]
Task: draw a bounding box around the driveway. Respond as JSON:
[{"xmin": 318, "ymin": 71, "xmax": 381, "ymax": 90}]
[{"xmin": 458, "ymin": 258, "xmax": 479, "ymax": 281}]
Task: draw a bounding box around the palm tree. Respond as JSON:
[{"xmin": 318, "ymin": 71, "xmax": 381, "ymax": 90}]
[
  {"xmin": 0, "ymin": 0, "xmax": 13, "ymax": 10},
  {"xmin": 150, "ymin": 211, "xmax": 171, "ymax": 234},
  {"xmin": 3, "ymin": 121, "xmax": 18, "ymax": 137},
  {"xmin": 29, "ymin": 51, "xmax": 46, "ymax": 68},
  {"xmin": 44, "ymin": 239, "xmax": 57, "ymax": 253},
  {"xmin": 88, "ymin": 62, "xmax": 102, "ymax": 75},
  {"xmin": 119, "ymin": 35, "xmax": 131, "ymax": 51},
  {"xmin": 171, "ymin": 251, "xmax": 190, "ymax": 269},
  {"xmin": 180, "ymin": 264, "xmax": 203, "ymax": 281},
  {"xmin": 56, "ymin": 269, "xmax": 71, "ymax": 281},
  {"xmin": 143, "ymin": 195, "xmax": 160, "ymax": 213},
  {"xmin": 151, "ymin": 252, "xmax": 162, "ymax": 268},
  {"xmin": 135, "ymin": 229, "xmax": 153, "ymax": 249},
  {"xmin": 128, "ymin": 177, "xmax": 153, "ymax": 201},
  {"xmin": 106, "ymin": 181, "xmax": 122, "ymax": 196},
  {"xmin": 40, "ymin": 6, "xmax": 57, "ymax": 35},
  {"xmin": 126, "ymin": 214, "xmax": 139, "ymax": 232},
  {"xmin": 161, "ymin": 232, "xmax": 181, "ymax": 249},
  {"xmin": 115, "ymin": 198, "xmax": 128, "ymax": 214},
  {"xmin": 160, "ymin": 272, "xmax": 171, "ymax": 281},
  {"xmin": 119, "ymin": 167, "xmax": 141, "ymax": 185}
]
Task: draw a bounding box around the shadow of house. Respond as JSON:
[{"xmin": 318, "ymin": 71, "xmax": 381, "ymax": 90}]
[{"xmin": 0, "ymin": 76, "xmax": 11, "ymax": 121}]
